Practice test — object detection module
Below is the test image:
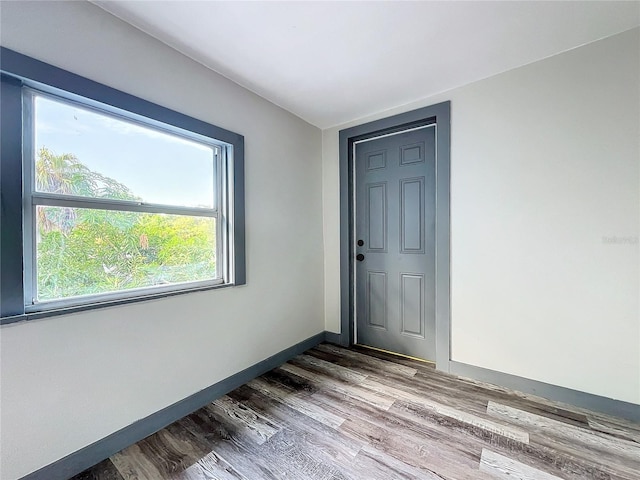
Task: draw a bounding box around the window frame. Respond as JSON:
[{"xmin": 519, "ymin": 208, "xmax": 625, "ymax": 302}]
[
  {"xmin": 23, "ymin": 89, "xmax": 225, "ymax": 311},
  {"xmin": 0, "ymin": 47, "xmax": 246, "ymax": 324}
]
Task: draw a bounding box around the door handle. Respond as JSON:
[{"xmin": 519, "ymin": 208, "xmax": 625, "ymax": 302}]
[{"xmin": 356, "ymin": 254, "xmax": 365, "ymax": 262}]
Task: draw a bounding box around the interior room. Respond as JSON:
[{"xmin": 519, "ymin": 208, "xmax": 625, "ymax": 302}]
[{"xmin": 1, "ymin": 1, "xmax": 638, "ymax": 479}]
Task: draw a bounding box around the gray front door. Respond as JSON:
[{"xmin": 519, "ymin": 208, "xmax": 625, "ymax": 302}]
[{"xmin": 355, "ymin": 126, "xmax": 436, "ymax": 360}]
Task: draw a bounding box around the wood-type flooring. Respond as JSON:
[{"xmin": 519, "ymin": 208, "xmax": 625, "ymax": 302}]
[{"xmin": 71, "ymin": 343, "xmax": 640, "ymax": 480}]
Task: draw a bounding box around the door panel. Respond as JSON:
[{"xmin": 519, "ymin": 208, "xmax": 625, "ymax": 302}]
[
  {"xmin": 366, "ymin": 271, "xmax": 387, "ymax": 329},
  {"xmin": 367, "ymin": 150, "xmax": 387, "ymax": 170},
  {"xmin": 367, "ymin": 182, "xmax": 387, "ymax": 251},
  {"xmin": 355, "ymin": 126, "xmax": 436, "ymax": 360},
  {"xmin": 400, "ymin": 177, "xmax": 425, "ymax": 253},
  {"xmin": 401, "ymin": 273, "xmax": 424, "ymax": 337}
]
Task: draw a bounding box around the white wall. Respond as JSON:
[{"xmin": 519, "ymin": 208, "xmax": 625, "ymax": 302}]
[
  {"xmin": 0, "ymin": 2, "xmax": 324, "ymax": 479},
  {"xmin": 323, "ymin": 28, "xmax": 640, "ymax": 405}
]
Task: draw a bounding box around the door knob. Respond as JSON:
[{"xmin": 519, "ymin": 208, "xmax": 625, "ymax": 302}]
[{"xmin": 356, "ymin": 254, "xmax": 365, "ymax": 261}]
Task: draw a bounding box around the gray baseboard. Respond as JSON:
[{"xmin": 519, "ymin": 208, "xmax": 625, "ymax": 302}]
[
  {"xmin": 324, "ymin": 331, "xmax": 348, "ymax": 346},
  {"xmin": 16, "ymin": 331, "xmax": 640, "ymax": 480},
  {"xmin": 449, "ymin": 360, "xmax": 640, "ymax": 423},
  {"xmin": 324, "ymin": 332, "xmax": 640, "ymax": 422},
  {"xmin": 19, "ymin": 332, "xmax": 326, "ymax": 480}
]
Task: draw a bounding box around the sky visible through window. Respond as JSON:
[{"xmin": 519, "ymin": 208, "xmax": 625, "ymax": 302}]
[{"xmin": 34, "ymin": 95, "xmax": 215, "ymax": 208}]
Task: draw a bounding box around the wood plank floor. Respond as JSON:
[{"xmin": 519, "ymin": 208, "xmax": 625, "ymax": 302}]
[{"xmin": 71, "ymin": 343, "xmax": 640, "ymax": 480}]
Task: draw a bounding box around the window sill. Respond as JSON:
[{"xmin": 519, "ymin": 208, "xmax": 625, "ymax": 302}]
[{"xmin": 0, "ymin": 282, "xmax": 236, "ymax": 326}]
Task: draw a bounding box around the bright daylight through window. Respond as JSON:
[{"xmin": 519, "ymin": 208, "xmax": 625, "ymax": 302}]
[
  {"xmin": 1, "ymin": 48, "xmax": 244, "ymax": 322},
  {"xmin": 25, "ymin": 92, "xmax": 225, "ymax": 308}
]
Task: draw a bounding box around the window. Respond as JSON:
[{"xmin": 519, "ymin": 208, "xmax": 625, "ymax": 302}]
[
  {"xmin": 26, "ymin": 92, "xmax": 222, "ymax": 307},
  {"xmin": 0, "ymin": 48, "xmax": 245, "ymax": 322}
]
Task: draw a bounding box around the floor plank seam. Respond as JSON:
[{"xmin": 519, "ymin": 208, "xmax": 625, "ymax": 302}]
[{"xmin": 71, "ymin": 344, "xmax": 640, "ymax": 480}]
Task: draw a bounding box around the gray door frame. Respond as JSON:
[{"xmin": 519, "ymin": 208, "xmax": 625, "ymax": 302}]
[{"xmin": 336, "ymin": 102, "xmax": 451, "ymax": 372}]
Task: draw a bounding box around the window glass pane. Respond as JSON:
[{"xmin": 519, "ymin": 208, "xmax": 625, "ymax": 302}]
[
  {"xmin": 33, "ymin": 94, "xmax": 215, "ymax": 208},
  {"xmin": 35, "ymin": 206, "xmax": 216, "ymax": 302}
]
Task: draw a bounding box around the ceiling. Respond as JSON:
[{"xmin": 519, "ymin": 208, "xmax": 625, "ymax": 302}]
[{"xmin": 92, "ymin": 1, "xmax": 640, "ymax": 129}]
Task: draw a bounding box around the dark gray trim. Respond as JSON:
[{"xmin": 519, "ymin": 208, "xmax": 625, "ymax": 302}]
[
  {"xmin": 233, "ymin": 140, "xmax": 246, "ymax": 285},
  {"xmin": 1, "ymin": 282, "xmax": 232, "ymax": 326},
  {"xmin": 324, "ymin": 331, "xmax": 346, "ymax": 346},
  {"xmin": 433, "ymin": 105, "xmax": 451, "ymax": 371},
  {"xmin": 13, "ymin": 332, "xmax": 640, "ymax": 480},
  {"xmin": 327, "ymin": 330, "xmax": 639, "ymax": 422},
  {"xmin": 0, "ymin": 75, "xmax": 24, "ymax": 318},
  {"xmin": 335, "ymin": 104, "xmax": 639, "ymax": 423},
  {"xmin": 18, "ymin": 332, "xmax": 326, "ymax": 480},
  {"xmin": 0, "ymin": 47, "xmax": 246, "ymax": 322},
  {"xmin": 338, "ymin": 102, "xmax": 451, "ymax": 368},
  {"xmin": 0, "ymin": 47, "xmax": 241, "ymax": 145},
  {"xmin": 449, "ymin": 360, "xmax": 640, "ymax": 423}
]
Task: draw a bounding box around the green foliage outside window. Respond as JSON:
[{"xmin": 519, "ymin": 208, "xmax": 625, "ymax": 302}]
[{"xmin": 35, "ymin": 147, "xmax": 216, "ymax": 301}]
